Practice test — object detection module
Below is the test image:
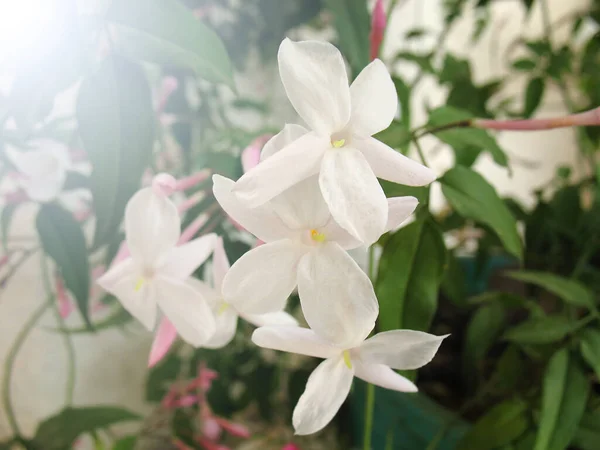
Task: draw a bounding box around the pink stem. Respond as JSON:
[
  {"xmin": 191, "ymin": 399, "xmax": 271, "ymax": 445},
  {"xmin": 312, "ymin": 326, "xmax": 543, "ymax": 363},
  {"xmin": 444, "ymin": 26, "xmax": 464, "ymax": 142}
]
[
  {"xmin": 474, "ymin": 106, "xmax": 600, "ymax": 131},
  {"xmin": 176, "ymin": 169, "xmax": 211, "ymax": 192}
]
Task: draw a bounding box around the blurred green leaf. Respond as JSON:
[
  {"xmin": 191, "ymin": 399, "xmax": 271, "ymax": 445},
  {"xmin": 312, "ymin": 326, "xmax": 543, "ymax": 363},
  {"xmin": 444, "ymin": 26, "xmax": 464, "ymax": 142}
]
[
  {"xmin": 464, "ymin": 303, "xmax": 506, "ymax": 381},
  {"xmin": 392, "ymin": 76, "xmax": 411, "ymax": 126},
  {"xmin": 37, "ymin": 203, "xmax": 91, "ymax": 328},
  {"xmin": 374, "ymin": 120, "xmax": 410, "ymax": 154},
  {"xmin": 547, "ymin": 46, "xmax": 572, "ymax": 80},
  {"xmin": 504, "ymin": 316, "xmax": 576, "ymax": 344},
  {"xmin": 488, "ymin": 346, "xmax": 526, "ymax": 394},
  {"xmin": 49, "ymin": 305, "xmax": 132, "ymax": 334},
  {"xmin": 526, "ymin": 40, "xmax": 551, "ymax": 56},
  {"xmin": 405, "ymin": 28, "xmax": 427, "ymax": 39},
  {"xmin": 112, "ymin": 436, "xmax": 136, "ymax": 450},
  {"xmin": 535, "ymin": 351, "xmax": 589, "ymax": 450},
  {"xmin": 77, "ymin": 56, "xmax": 155, "ymax": 249},
  {"xmin": 380, "ymin": 180, "xmax": 428, "ymax": 205},
  {"xmin": 107, "ymin": 0, "xmax": 234, "ymax": 87},
  {"xmin": 323, "ymin": 0, "xmax": 370, "ymax": 77},
  {"xmin": 439, "ymin": 55, "xmax": 471, "ymax": 84},
  {"xmin": 512, "ymin": 58, "xmax": 537, "ymax": 71},
  {"xmin": 457, "ymin": 398, "xmax": 529, "ymax": 450},
  {"xmin": 440, "ymin": 166, "xmax": 522, "ymax": 259},
  {"xmin": 146, "ymin": 352, "xmax": 182, "ymax": 403},
  {"xmin": 1, "ymin": 203, "xmax": 18, "ymax": 251},
  {"xmin": 63, "ymin": 172, "xmax": 90, "ymax": 191},
  {"xmin": 172, "ymin": 410, "xmax": 199, "ymax": 448},
  {"xmin": 523, "ymin": 77, "xmax": 545, "ymax": 118},
  {"xmin": 428, "ymin": 106, "xmax": 508, "ymax": 167},
  {"xmin": 441, "ymin": 253, "xmax": 468, "ymax": 307},
  {"xmin": 32, "ymin": 407, "xmax": 140, "ymax": 450},
  {"xmin": 395, "ymin": 51, "xmax": 436, "ymax": 74},
  {"xmin": 376, "ymin": 219, "xmax": 446, "ymax": 332},
  {"xmin": 580, "ymin": 328, "xmax": 600, "ymax": 379}
]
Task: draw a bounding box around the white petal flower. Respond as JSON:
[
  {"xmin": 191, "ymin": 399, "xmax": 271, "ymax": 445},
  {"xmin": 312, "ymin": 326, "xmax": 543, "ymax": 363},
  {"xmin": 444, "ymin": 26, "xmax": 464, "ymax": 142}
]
[
  {"xmin": 233, "ymin": 39, "xmax": 436, "ymax": 245},
  {"xmin": 214, "ymin": 125, "xmax": 418, "ymax": 346},
  {"xmin": 193, "ymin": 237, "xmax": 298, "ymax": 349},
  {"xmin": 97, "ymin": 187, "xmax": 217, "ymax": 346},
  {"xmin": 252, "ymin": 325, "xmax": 447, "ymax": 435},
  {"xmin": 5, "ymin": 140, "xmax": 70, "ymax": 202}
]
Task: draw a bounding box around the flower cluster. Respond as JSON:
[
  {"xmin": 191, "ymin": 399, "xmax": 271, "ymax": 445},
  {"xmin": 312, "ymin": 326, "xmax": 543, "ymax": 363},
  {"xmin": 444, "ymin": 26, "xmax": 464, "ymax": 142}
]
[{"xmin": 98, "ymin": 38, "xmax": 447, "ymax": 436}]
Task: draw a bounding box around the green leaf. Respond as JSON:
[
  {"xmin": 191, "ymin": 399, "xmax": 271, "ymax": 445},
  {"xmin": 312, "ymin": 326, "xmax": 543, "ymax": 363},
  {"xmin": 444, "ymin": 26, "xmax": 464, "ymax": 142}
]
[
  {"xmin": 504, "ymin": 315, "xmax": 576, "ymax": 344},
  {"xmin": 535, "ymin": 350, "xmax": 590, "ymax": 450},
  {"xmin": 463, "ymin": 303, "xmax": 506, "ymax": 380},
  {"xmin": 63, "ymin": 171, "xmax": 90, "ymax": 191},
  {"xmin": 395, "ymin": 51, "xmax": 436, "ymax": 74},
  {"xmin": 457, "ymin": 398, "xmax": 529, "ymax": 450},
  {"xmin": 77, "ymin": 55, "xmax": 155, "ymax": 249},
  {"xmin": 512, "ymin": 58, "xmax": 537, "ymax": 71},
  {"xmin": 523, "ymin": 77, "xmax": 545, "ymax": 118},
  {"xmin": 37, "ymin": 203, "xmax": 91, "ymax": 328},
  {"xmin": 439, "ymin": 54, "xmax": 471, "ymax": 84},
  {"xmin": 48, "ymin": 305, "xmax": 132, "ymax": 334},
  {"xmin": 323, "ymin": 0, "xmax": 370, "ymax": 76},
  {"xmin": 507, "ymin": 271, "xmax": 595, "ymax": 309},
  {"xmin": 107, "ymin": 0, "xmax": 234, "ymax": 87},
  {"xmin": 380, "ymin": 180, "xmax": 428, "ymax": 205},
  {"xmin": 33, "ymin": 407, "xmax": 140, "ymax": 450},
  {"xmin": 376, "ymin": 219, "xmax": 446, "ymax": 332},
  {"xmin": 441, "ymin": 253, "xmax": 468, "ymax": 307},
  {"xmin": 113, "ymin": 436, "xmax": 136, "ymax": 450},
  {"xmin": 374, "ymin": 120, "xmax": 411, "ymax": 154},
  {"xmin": 580, "ymin": 328, "xmax": 600, "ymax": 379},
  {"xmin": 1, "ymin": 203, "xmax": 18, "ymax": 251},
  {"xmin": 428, "ymin": 106, "xmax": 508, "ymax": 167},
  {"xmin": 392, "ymin": 76, "xmax": 411, "ymax": 126},
  {"xmin": 146, "ymin": 352, "xmax": 182, "ymax": 402},
  {"xmin": 440, "ymin": 166, "xmax": 522, "ymax": 259}
]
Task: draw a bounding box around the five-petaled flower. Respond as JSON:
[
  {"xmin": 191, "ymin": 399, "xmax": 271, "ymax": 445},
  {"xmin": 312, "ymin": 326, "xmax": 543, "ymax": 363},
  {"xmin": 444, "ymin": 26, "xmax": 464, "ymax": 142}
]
[
  {"xmin": 232, "ymin": 39, "xmax": 436, "ymax": 245},
  {"xmin": 253, "ymin": 325, "xmax": 447, "ymax": 435},
  {"xmin": 97, "ymin": 187, "xmax": 217, "ymax": 347}
]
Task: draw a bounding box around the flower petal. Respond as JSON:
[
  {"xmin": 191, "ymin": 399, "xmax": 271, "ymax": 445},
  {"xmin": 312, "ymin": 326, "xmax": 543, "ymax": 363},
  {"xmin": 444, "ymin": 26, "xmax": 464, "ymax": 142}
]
[
  {"xmin": 319, "ymin": 148, "xmax": 387, "ymax": 245},
  {"xmin": 155, "ymin": 277, "xmax": 216, "ymax": 347},
  {"xmin": 297, "ymin": 242, "xmax": 377, "ymax": 347},
  {"xmin": 148, "ymin": 318, "xmax": 178, "ymax": 368},
  {"xmin": 319, "ymin": 218, "xmax": 363, "ymax": 250},
  {"xmin": 125, "ymin": 188, "xmax": 180, "ymax": 265},
  {"xmin": 232, "ymin": 132, "xmax": 328, "ymax": 207},
  {"xmin": 359, "ymin": 137, "xmax": 436, "ymax": 186},
  {"xmin": 212, "ymin": 236, "xmax": 230, "ymax": 291},
  {"xmin": 213, "ymin": 175, "xmax": 291, "ymax": 243},
  {"xmin": 292, "ymin": 356, "xmax": 354, "ymax": 435},
  {"xmin": 270, "ymin": 176, "xmax": 330, "ymax": 230},
  {"xmin": 96, "ymin": 259, "xmax": 157, "ymax": 330},
  {"xmin": 349, "ymin": 59, "xmax": 397, "ymax": 137},
  {"xmin": 243, "ymin": 310, "xmax": 298, "ymax": 328},
  {"xmin": 385, "ymin": 196, "xmax": 418, "ymax": 232},
  {"xmin": 204, "ymin": 307, "xmax": 238, "ymax": 349},
  {"xmin": 252, "ymin": 326, "xmax": 341, "ymax": 359},
  {"xmin": 278, "ymin": 38, "xmax": 351, "ymax": 136},
  {"xmin": 222, "ymin": 240, "xmax": 306, "ymax": 314},
  {"xmin": 160, "ymin": 233, "xmax": 217, "ymax": 279},
  {"xmin": 353, "ymin": 362, "xmax": 417, "ymax": 392},
  {"xmin": 261, "ymin": 124, "xmax": 309, "ymax": 161},
  {"xmin": 358, "ymin": 330, "xmax": 448, "ymax": 370}
]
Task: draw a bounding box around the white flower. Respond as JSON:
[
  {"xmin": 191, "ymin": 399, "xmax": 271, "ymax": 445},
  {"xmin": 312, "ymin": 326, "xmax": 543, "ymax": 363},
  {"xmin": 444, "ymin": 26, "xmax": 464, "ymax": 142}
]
[
  {"xmin": 97, "ymin": 187, "xmax": 217, "ymax": 346},
  {"xmin": 253, "ymin": 325, "xmax": 447, "ymax": 435},
  {"xmin": 5, "ymin": 140, "xmax": 70, "ymax": 202},
  {"xmin": 190, "ymin": 237, "xmax": 298, "ymax": 349},
  {"xmin": 232, "ymin": 39, "xmax": 435, "ymax": 245}
]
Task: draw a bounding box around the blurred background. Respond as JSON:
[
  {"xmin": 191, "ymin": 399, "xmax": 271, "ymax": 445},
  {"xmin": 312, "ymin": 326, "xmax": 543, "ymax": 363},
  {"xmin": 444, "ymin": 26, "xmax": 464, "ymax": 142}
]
[{"xmin": 1, "ymin": 0, "xmax": 599, "ymax": 449}]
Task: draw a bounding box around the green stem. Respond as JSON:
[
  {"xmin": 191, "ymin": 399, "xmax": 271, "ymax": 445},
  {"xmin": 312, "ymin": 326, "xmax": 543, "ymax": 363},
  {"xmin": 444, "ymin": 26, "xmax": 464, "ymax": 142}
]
[
  {"xmin": 2, "ymin": 301, "xmax": 50, "ymax": 437},
  {"xmin": 40, "ymin": 255, "xmax": 76, "ymax": 406},
  {"xmin": 362, "ymin": 383, "xmax": 376, "ymax": 450},
  {"xmin": 412, "ymin": 134, "xmax": 430, "ymax": 168}
]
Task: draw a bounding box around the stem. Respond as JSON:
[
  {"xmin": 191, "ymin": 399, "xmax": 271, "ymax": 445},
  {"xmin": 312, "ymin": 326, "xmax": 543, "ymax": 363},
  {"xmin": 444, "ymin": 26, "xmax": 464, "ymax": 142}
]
[
  {"xmin": 362, "ymin": 383, "xmax": 376, "ymax": 450},
  {"xmin": 40, "ymin": 255, "xmax": 76, "ymax": 406},
  {"xmin": 2, "ymin": 301, "xmax": 50, "ymax": 437},
  {"xmin": 412, "ymin": 133, "xmax": 430, "ymax": 167}
]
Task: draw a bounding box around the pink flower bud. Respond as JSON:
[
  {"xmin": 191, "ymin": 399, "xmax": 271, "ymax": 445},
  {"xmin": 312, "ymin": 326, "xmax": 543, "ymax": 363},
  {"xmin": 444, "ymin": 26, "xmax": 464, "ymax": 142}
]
[
  {"xmin": 148, "ymin": 318, "xmax": 178, "ymax": 368},
  {"xmin": 474, "ymin": 106, "xmax": 600, "ymax": 131},
  {"xmin": 370, "ymin": 0, "xmax": 386, "ymax": 61},
  {"xmin": 282, "ymin": 444, "xmax": 302, "ymax": 450},
  {"xmin": 152, "ymin": 173, "xmax": 178, "ymax": 196}
]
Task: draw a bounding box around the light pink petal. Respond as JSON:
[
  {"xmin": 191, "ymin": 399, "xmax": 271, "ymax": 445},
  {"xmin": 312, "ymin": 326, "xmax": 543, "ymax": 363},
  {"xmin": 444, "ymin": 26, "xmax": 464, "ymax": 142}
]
[
  {"xmin": 369, "ymin": 0, "xmax": 386, "ymax": 61},
  {"xmin": 212, "ymin": 236, "xmax": 230, "ymax": 290},
  {"xmin": 152, "ymin": 173, "xmax": 177, "ymax": 196},
  {"xmin": 160, "ymin": 233, "xmax": 217, "ymax": 279},
  {"xmin": 148, "ymin": 318, "xmax": 178, "ymax": 368},
  {"xmin": 242, "ymin": 135, "xmax": 271, "ymax": 172}
]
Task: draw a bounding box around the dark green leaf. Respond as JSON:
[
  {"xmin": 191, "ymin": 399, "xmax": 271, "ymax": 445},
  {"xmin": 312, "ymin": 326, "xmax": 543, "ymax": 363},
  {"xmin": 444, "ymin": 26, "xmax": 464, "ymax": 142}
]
[
  {"xmin": 547, "ymin": 46, "xmax": 572, "ymax": 80},
  {"xmin": 380, "ymin": 180, "xmax": 428, "ymax": 205},
  {"xmin": 63, "ymin": 171, "xmax": 90, "ymax": 191},
  {"xmin": 395, "ymin": 51, "xmax": 435, "ymax": 74},
  {"xmin": 112, "ymin": 436, "xmax": 136, "ymax": 450},
  {"xmin": 512, "ymin": 58, "xmax": 537, "ymax": 71},
  {"xmin": 392, "ymin": 77, "xmax": 411, "ymax": 126},
  {"xmin": 1, "ymin": 203, "xmax": 18, "ymax": 251},
  {"xmin": 439, "ymin": 55, "xmax": 471, "ymax": 84},
  {"xmin": 457, "ymin": 398, "xmax": 529, "ymax": 450},
  {"xmin": 374, "ymin": 120, "xmax": 410, "ymax": 154},
  {"xmin": 172, "ymin": 410, "xmax": 199, "ymax": 448},
  {"xmin": 33, "ymin": 407, "xmax": 140, "ymax": 450},
  {"xmin": 376, "ymin": 219, "xmax": 446, "ymax": 332},
  {"xmin": 504, "ymin": 316, "xmax": 576, "ymax": 344},
  {"xmin": 428, "ymin": 106, "xmax": 508, "ymax": 167},
  {"xmin": 323, "ymin": 0, "xmax": 370, "ymax": 76},
  {"xmin": 37, "ymin": 203, "xmax": 91, "ymax": 328},
  {"xmin": 107, "ymin": 0, "xmax": 234, "ymax": 87},
  {"xmin": 463, "ymin": 303, "xmax": 506, "ymax": 380},
  {"xmin": 535, "ymin": 350, "xmax": 589, "ymax": 450},
  {"xmin": 405, "ymin": 28, "xmax": 427, "ymax": 39},
  {"xmin": 523, "ymin": 77, "xmax": 545, "ymax": 118},
  {"xmin": 507, "ymin": 271, "xmax": 595, "ymax": 309},
  {"xmin": 441, "ymin": 253, "xmax": 468, "ymax": 307},
  {"xmin": 440, "ymin": 166, "xmax": 522, "ymax": 259},
  {"xmin": 580, "ymin": 328, "xmax": 600, "ymax": 379},
  {"xmin": 77, "ymin": 56, "xmax": 155, "ymax": 249},
  {"xmin": 526, "ymin": 40, "xmax": 551, "ymax": 56},
  {"xmin": 488, "ymin": 346, "xmax": 526, "ymax": 394},
  {"xmin": 146, "ymin": 352, "xmax": 182, "ymax": 402}
]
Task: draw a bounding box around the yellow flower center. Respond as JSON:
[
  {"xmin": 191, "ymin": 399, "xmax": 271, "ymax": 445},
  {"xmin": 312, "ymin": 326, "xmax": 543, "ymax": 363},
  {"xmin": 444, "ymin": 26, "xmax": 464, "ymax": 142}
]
[
  {"xmin": 217, "ymin": 302, "xmax": 230, "ymax": 315},
  {"xmin": 331, "ymin": 138, "xmax": 346, "ymax": 148},
  {"xmin": 134, "ymin": 277, "xmax": 145, "ymax": 292},
  {"xmin": 343, "ymin": 350, "xmax": 353, "ymax": 369},
  {"xmin": 310, "ymin": 229, "xmax": 326, "ymax": 242}
]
